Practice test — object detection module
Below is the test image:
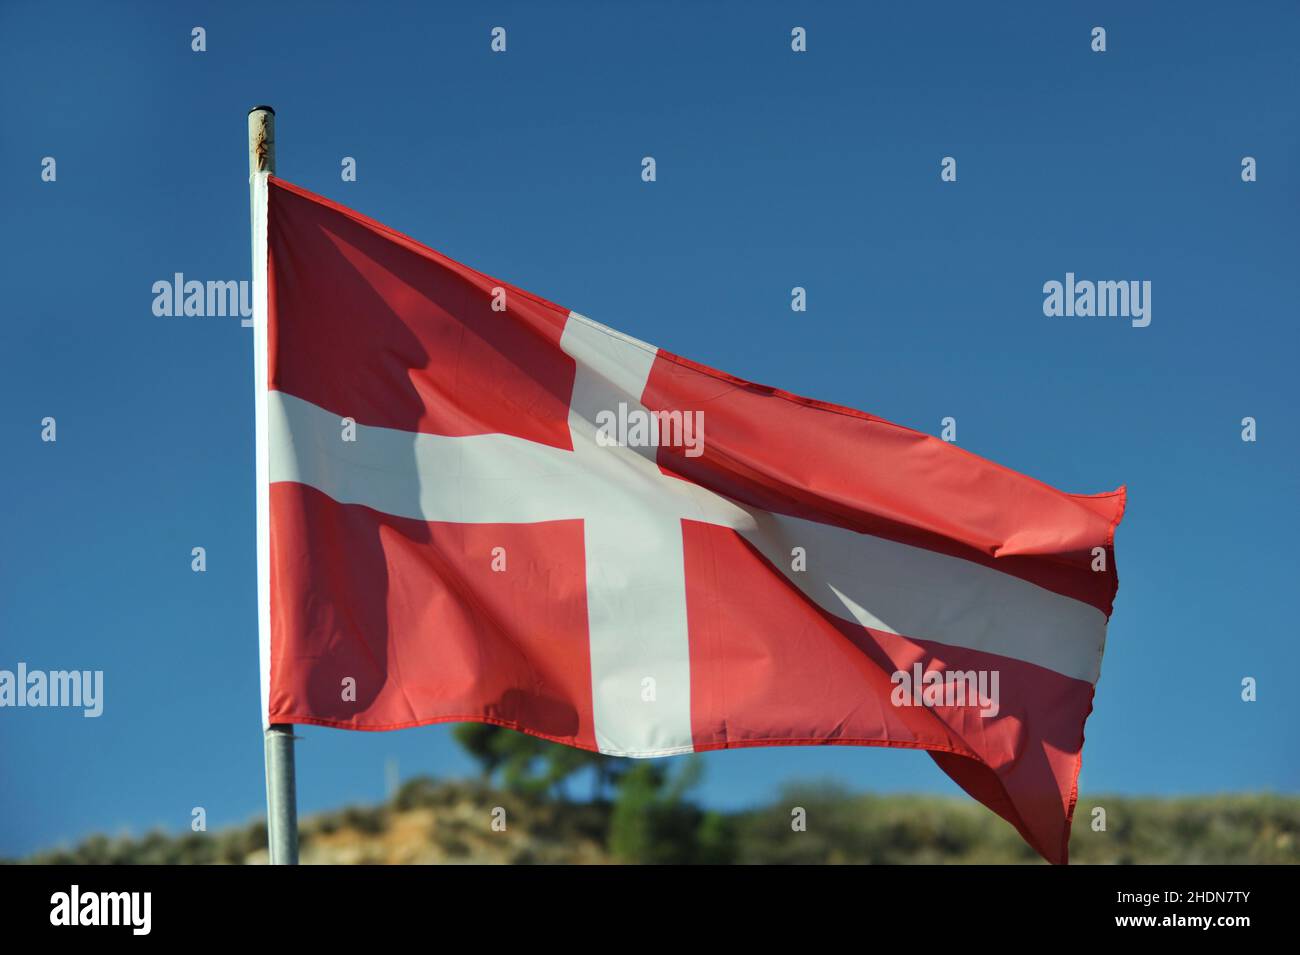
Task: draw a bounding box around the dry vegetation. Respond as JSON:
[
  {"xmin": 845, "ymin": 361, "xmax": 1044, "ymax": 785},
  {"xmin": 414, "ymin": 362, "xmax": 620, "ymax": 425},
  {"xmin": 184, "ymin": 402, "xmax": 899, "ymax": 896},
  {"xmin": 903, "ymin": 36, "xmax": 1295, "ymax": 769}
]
[{"xmin": 12, "ymin": 777, "xmax": 1299, "ymax": 865}]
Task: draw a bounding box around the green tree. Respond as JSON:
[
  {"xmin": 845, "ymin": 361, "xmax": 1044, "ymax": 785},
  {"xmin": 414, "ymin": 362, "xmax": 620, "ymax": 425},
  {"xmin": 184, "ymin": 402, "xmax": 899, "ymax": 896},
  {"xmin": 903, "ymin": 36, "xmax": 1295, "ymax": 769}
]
[
  {"xmin": 607, "ymin": 758, "xmax": 708, "ymax": 863},
  {"xmin": 451, "ymin": 723, "xmax": 628, "ymax": 798}
]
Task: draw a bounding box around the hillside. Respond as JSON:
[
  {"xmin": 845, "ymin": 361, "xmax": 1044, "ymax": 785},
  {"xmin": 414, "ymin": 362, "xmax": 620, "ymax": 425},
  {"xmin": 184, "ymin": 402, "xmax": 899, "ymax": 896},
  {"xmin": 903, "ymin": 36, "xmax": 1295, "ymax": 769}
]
[{"xmin": 12, "ymin": 778, "xmax": 1299, "ymax": 865}]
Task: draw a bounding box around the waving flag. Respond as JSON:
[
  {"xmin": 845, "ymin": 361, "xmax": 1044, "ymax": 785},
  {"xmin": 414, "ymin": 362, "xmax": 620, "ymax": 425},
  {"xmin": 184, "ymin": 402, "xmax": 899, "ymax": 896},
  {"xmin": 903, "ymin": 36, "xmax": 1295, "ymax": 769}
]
[{"xmin": 250, "ymin": 175, "xmax": 1125, "ymax": 864}]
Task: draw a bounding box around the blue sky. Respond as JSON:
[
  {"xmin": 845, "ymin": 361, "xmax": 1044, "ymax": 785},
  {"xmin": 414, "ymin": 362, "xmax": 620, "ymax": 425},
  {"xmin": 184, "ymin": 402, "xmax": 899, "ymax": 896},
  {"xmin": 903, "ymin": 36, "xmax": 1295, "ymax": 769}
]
[{"xmin": 1, "ymin": 1, "xmax": 1297, "ymax": 857}]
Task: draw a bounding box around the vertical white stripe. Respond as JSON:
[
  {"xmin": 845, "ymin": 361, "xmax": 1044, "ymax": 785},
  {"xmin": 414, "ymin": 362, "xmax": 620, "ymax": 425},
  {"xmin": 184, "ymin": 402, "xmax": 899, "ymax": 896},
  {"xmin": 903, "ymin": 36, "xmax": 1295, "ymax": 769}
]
[
  {"xmin": 561, "ymin": 314, "xmax": 696, "ymax": 755},
  {"xmin": 251, "ymin": 171, "xmax": 272, "ymax": 728}
]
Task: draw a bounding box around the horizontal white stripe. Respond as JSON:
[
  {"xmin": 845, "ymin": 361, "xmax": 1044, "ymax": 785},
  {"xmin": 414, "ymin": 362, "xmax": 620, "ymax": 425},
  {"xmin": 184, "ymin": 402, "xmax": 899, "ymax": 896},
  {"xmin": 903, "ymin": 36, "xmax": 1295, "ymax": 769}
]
[
  {"xmin": 268, "ymin": 390, "xmax": 749, "ymax": 528},
  {"xmin": 737, "ymin": 510, "xmax": 1106, "ymax": 683},
  {"xmin": 269, "ymin": 367, "xmax": 1106, "ymax": 695}
]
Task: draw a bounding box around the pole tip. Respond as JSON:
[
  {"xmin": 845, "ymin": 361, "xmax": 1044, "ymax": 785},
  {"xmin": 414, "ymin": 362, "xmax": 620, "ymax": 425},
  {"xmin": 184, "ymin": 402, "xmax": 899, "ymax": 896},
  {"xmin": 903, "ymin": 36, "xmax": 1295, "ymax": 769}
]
[{"xmin": 248, "ymin": 104, "xmax": 276, "ymax": 115}]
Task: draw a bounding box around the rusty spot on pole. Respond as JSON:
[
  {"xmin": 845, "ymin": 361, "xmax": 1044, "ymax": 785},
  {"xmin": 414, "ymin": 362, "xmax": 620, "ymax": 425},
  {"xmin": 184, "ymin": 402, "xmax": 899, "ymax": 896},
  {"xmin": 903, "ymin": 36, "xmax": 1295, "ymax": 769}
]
[
  {"xmin": 248, "ymin": 107, "xmax": 276, "ymax": 177},
  {"xmin": 253, "ymin": 130, "xmax": 270, "ymax": 171}
]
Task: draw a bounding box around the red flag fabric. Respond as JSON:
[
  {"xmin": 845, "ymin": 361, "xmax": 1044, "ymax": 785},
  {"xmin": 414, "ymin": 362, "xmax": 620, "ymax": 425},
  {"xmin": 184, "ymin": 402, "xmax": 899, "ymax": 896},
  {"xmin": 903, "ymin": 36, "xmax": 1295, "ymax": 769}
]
[{"xmin": 253, "ymin": 175, "xmax": 1125, "ymax": 864}]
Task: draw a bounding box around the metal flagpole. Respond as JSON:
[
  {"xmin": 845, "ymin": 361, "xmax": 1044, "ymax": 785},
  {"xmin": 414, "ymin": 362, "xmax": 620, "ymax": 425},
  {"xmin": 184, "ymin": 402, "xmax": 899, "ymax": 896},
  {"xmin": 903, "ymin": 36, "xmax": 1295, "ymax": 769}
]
[
  {"xmin": 264, "ymin": 724, "xmax": 298, "ymax": 864},
  {"xmin": 248, "ymin": 104, "xmax": 299, "ymax": 865}
]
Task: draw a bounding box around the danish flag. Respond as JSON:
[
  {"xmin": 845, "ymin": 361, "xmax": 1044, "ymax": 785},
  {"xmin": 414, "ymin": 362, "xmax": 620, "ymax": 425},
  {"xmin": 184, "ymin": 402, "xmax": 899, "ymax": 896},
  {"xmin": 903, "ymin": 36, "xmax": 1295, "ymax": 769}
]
[{"xmin": 250, "ymin": 175, "xmax": 1125, "ymax": 864}]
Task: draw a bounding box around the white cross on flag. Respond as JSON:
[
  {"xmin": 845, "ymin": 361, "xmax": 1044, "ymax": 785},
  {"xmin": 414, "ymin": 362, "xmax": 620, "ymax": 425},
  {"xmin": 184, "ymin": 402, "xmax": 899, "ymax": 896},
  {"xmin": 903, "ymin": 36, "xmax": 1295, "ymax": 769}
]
[{"xmin": 250, "ymin": 175, "xmax": 1125, "ymax": 864}]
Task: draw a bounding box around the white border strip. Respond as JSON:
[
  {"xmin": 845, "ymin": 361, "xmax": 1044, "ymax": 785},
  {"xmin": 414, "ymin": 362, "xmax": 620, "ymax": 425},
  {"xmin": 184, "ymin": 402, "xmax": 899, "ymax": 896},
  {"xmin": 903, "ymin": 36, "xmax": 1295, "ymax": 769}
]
[{"xmin": 251, "ymin": 171, "xmax": 272, "ymax": 728}]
